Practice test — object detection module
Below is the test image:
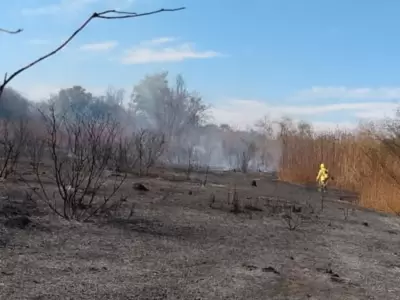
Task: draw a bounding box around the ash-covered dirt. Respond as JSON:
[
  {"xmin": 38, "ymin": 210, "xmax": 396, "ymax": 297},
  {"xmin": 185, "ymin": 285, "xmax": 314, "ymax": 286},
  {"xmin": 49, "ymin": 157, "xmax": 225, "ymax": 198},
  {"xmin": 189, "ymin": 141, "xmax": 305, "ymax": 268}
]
[{"xmin": 0, "ymin": 169, "xmax": 399, "ymax": 299}]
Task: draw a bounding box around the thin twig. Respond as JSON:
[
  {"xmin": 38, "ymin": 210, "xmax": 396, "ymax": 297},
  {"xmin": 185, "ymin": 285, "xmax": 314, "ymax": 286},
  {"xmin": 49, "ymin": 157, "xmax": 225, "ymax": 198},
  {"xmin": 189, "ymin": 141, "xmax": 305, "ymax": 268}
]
[
  {"xmin": 0, "ymin": 7, "xmax": 185, "ymax": 98},
  {"xmin": 0, "ymin": 28, "xmax": 23, "ymax": 34}
]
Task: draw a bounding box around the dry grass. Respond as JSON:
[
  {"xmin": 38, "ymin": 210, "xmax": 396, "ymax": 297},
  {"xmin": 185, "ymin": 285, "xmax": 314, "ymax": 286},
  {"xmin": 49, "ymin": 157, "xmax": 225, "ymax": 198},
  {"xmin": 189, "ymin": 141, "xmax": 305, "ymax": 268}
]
[{"xmin": 279, "ymin": 129, "xmax": 400, "ymax": 213}]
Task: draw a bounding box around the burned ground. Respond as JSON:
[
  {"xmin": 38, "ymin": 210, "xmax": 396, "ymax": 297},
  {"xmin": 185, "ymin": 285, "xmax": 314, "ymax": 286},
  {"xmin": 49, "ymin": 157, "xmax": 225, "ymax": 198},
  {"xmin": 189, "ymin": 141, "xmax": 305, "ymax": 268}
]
[{"xmin": 0, "ymin": 169, "xmax": 399, "ymax": 299}]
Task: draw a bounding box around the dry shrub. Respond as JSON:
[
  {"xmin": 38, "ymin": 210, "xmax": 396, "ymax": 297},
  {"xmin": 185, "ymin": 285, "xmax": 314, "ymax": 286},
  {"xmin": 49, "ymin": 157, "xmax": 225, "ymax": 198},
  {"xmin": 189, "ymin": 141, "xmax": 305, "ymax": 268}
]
[
  {"xmin": 25, "ymin": 104, "xmax": 127, "ymax": 221},
  {"xmin": 279, "ymin": 123, "xmax": 400, "ymax": 214},
  {"xmin": 0, "ymin": 118, "xmax": 29, "ymax": 178},
  {"xmin": 134, "ymin": 129, "xmax": 166, "ymax": 176}
]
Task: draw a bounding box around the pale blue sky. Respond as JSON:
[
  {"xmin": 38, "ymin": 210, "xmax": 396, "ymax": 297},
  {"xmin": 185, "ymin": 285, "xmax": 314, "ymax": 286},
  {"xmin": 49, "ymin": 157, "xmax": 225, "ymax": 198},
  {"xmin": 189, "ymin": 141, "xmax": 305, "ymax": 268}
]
[{"xmin": 1, "ymin": 0, "xmax": 400, "ymax": 130}]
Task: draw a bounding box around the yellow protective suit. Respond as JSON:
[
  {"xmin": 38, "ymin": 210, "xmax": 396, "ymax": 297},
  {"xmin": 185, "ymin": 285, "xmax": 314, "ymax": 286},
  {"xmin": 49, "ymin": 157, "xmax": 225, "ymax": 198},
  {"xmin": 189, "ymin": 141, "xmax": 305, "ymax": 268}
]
[{"xmin": 316, "ymin": 163, "xmax": 329, "ymax": 191}]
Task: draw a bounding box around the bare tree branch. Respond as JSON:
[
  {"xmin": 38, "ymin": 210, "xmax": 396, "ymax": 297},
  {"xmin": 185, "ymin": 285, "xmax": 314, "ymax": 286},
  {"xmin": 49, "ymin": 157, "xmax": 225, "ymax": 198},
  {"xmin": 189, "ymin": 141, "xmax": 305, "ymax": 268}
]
[
  {"xmin": 0, "ymin": 28, "xmax": 23, "ymax": 34},
  {"xmin": 0, "ymin": 7, "xmax": 185, "ymax": 99}
]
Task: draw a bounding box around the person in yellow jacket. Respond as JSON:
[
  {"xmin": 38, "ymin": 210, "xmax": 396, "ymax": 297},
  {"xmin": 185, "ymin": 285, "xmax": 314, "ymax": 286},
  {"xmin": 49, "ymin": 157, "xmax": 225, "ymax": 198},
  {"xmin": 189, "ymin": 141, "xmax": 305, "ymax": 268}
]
[{"xmin": 316, "ymin": 163, "xmax": 329, "ymax": 192}]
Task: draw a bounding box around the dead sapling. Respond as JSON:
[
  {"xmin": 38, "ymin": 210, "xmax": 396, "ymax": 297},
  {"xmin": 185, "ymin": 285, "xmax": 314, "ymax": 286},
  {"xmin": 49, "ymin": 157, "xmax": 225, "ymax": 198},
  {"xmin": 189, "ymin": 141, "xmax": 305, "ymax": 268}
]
[
  {"xmin": 231, "ymin": 185, "xmax": 242, "ymax": 214},
  {"xmin": 184, "ymin": 144, "xmax": 196, "ymax": 180},
  {"xmin": 0, "ymin": 118, "xmax": 28, "ymax": 179},
  {"xmin": 282, "ymin": 205, "xmax": 302, "ymax": 231},
  {"xmin": 127, "ymin": 202, "xmax": 136, "ymax": 219},
  {"xmin": 113, "ymin": 135, "xmax": 138, "ymax": 173},
  {"xmin": 305, "ymin": 198, "xmax": 315, "ymax": 214},
  {"xmin": 134, "ymin": 129, "xmax": 166, "ymax": 176},
  {"xmin": 342, "ymin": 207, "xmax": 350, "ymax": 220},
  {"xmin": 202, "ymin": 165, "xmax": 210, "ymax": 187},
  {"xmin": 209, "ymin": 193, "xmax": 216, "ymax": 208},
  {"xmin": 319, "ymin": 191, "xmax": 326, "ymax": 212}
]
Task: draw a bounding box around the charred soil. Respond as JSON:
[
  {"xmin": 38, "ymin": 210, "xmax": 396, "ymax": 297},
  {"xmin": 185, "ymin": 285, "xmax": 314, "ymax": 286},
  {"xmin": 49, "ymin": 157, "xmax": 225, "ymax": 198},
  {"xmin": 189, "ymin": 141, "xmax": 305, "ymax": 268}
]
[{"xmin": 0, "ymin": 169, "xmax": 399, "ymax": 299}]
